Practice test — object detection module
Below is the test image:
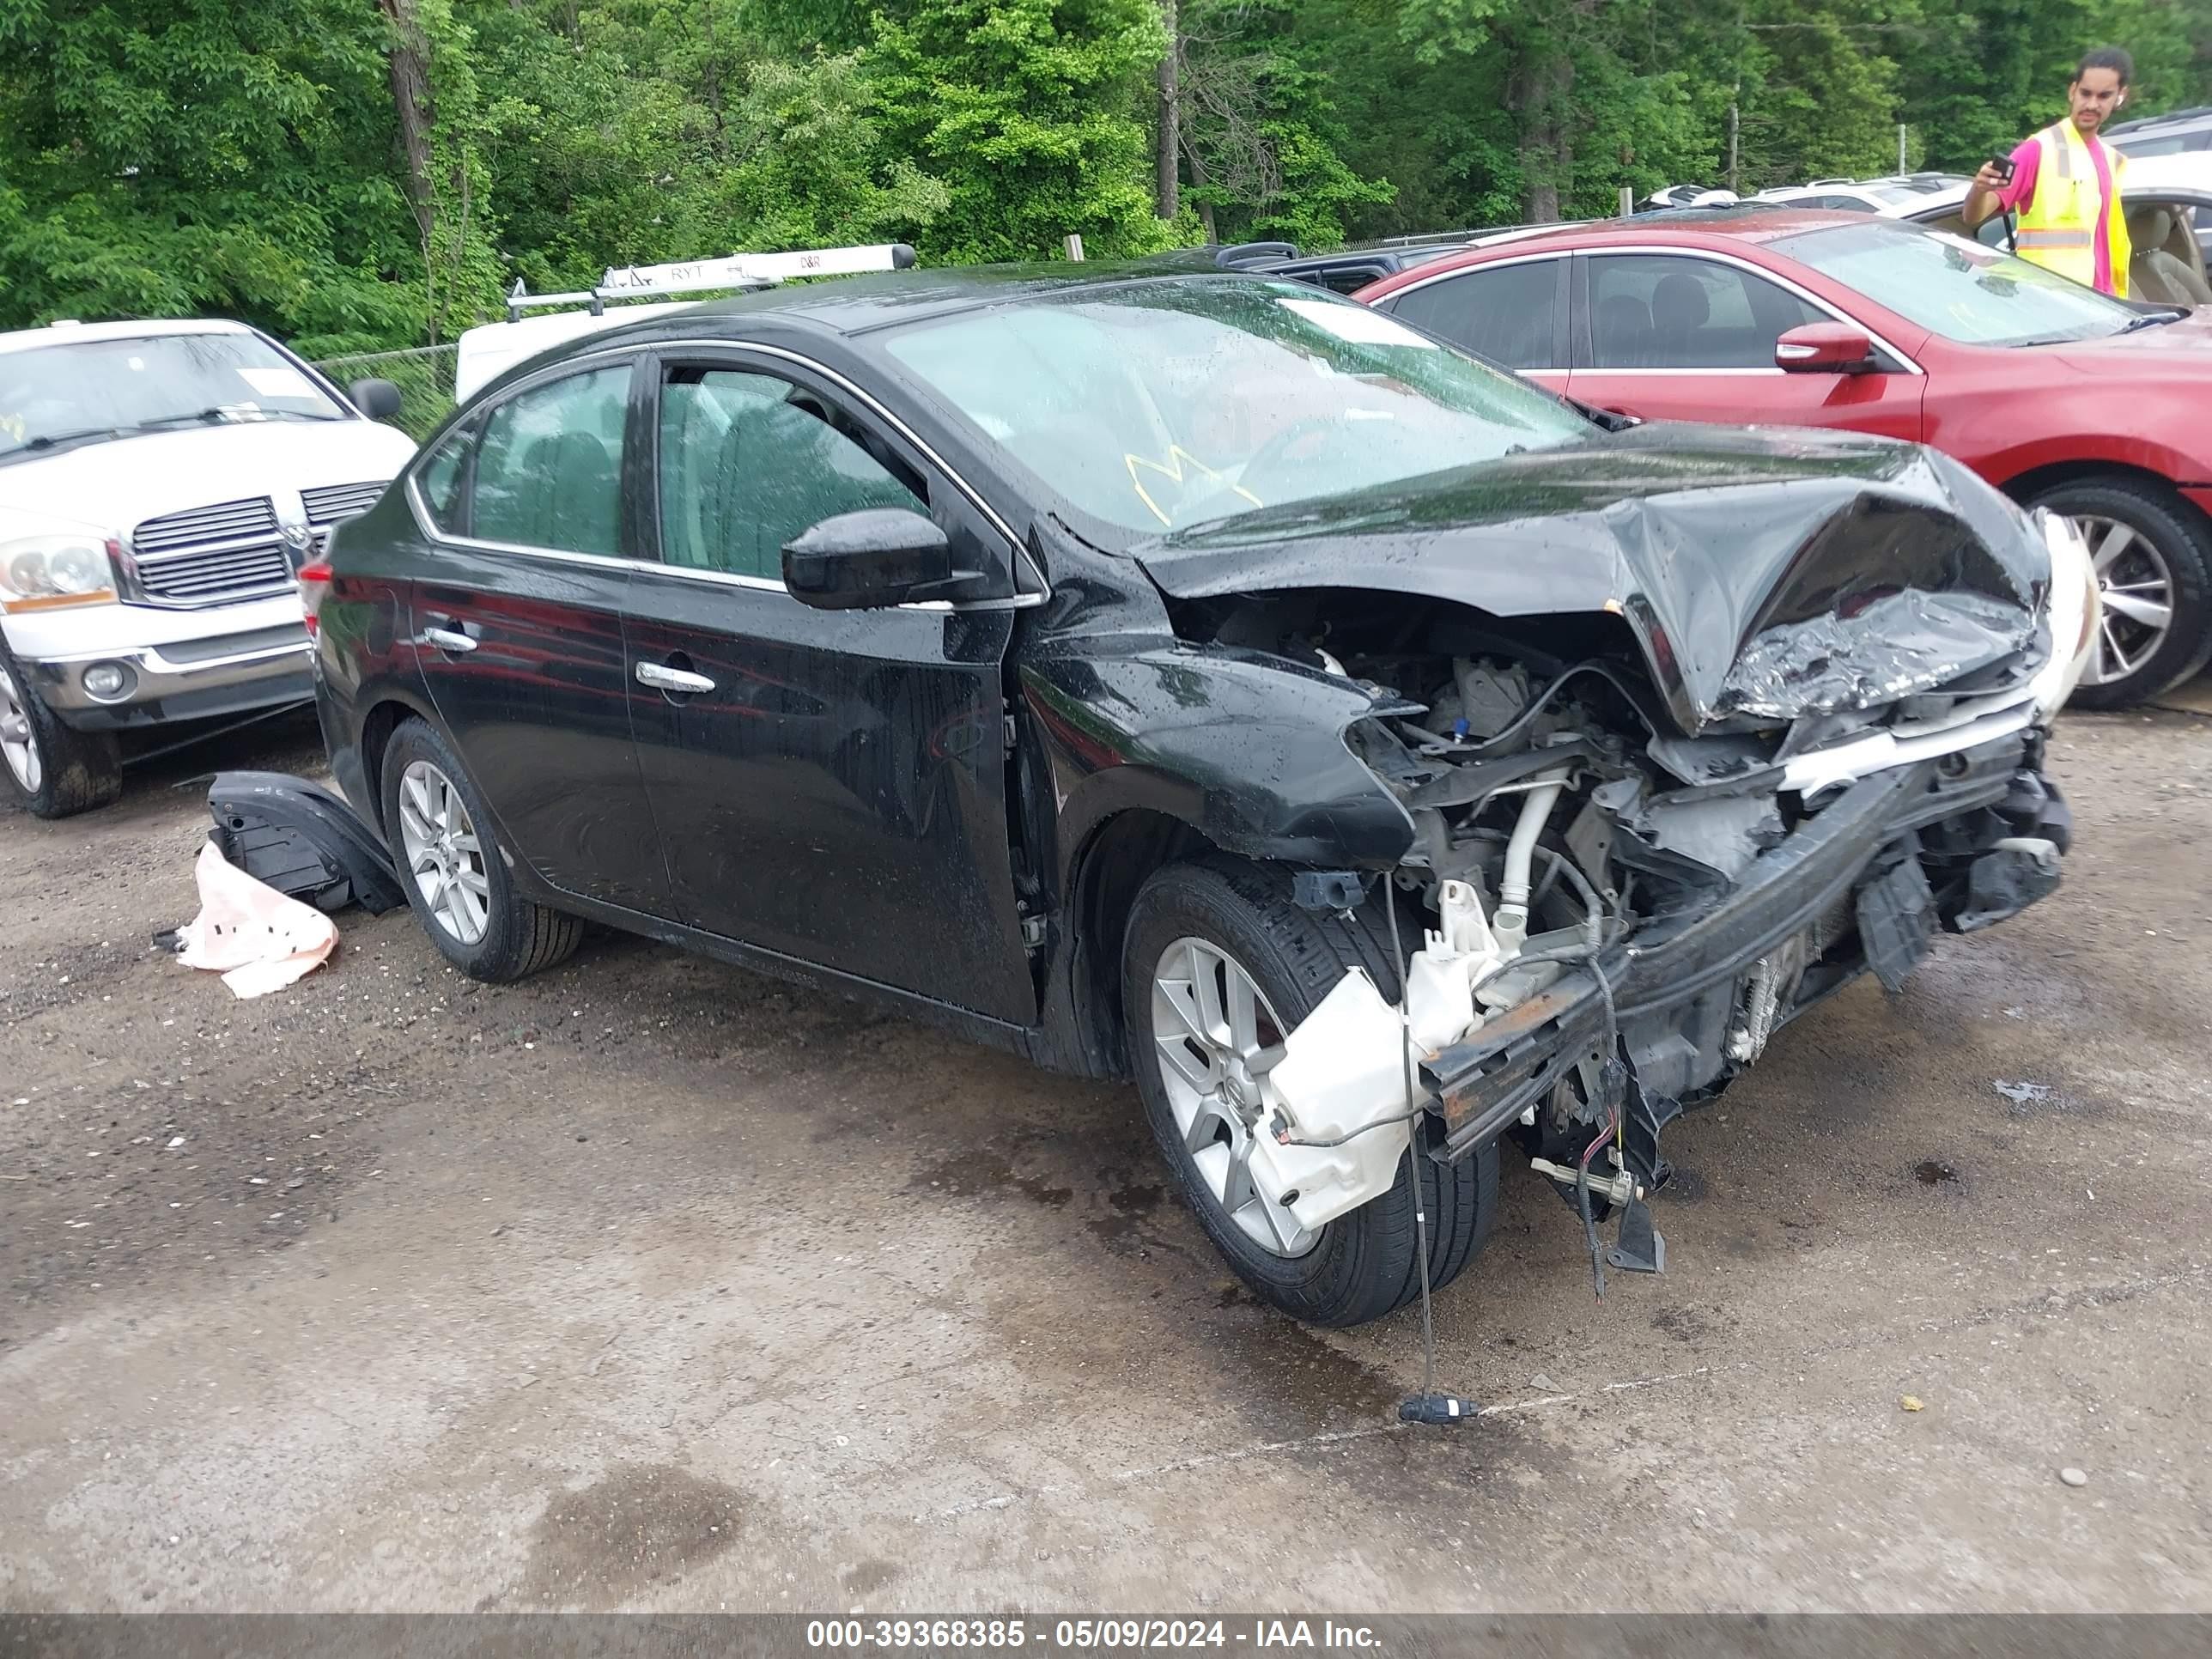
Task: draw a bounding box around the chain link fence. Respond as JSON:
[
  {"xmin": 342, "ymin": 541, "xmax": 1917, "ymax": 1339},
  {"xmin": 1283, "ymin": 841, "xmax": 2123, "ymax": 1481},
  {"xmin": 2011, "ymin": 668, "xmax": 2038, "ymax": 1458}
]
[{"xmin": 312, "ymin": 343, "xmax": 458, "ymax": 442}]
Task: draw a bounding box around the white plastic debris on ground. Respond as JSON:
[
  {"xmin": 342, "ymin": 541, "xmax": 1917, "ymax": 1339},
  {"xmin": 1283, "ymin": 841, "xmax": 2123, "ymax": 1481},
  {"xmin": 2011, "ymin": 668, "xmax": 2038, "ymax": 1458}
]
[
  {"xmin": 1255, "ymin": 968, "xmax": 1416, "ymax": 1234},
  {"xmin": 174, "ymin": 841, "xmax": 337, "ymax": 999}
]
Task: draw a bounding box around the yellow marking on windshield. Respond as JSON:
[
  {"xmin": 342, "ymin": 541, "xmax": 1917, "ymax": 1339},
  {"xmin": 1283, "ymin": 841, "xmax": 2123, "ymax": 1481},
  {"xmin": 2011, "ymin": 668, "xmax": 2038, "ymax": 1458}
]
[{"xmin": 1125, "ymin": 447, "xmax": 1263, "ymax": 528}]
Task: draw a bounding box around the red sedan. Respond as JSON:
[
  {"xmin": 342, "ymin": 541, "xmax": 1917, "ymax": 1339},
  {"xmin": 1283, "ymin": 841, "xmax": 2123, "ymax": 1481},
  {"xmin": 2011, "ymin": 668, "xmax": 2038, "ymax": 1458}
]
[{"xmin": 1354, "ymin": 210, "xmax": 2212, "ymax": 707}]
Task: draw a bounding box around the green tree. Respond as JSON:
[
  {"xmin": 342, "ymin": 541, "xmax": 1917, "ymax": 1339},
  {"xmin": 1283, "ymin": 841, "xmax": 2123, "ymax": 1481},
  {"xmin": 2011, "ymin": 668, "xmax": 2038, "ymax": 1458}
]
[
  {"xmin": 866, "ymin": 0, "xmax": 1177, "ymax": 261},
  {"xmin": 0, "ymin": 0, "xmax": 438, "ymax": 353},
  {"xmin": 1175, "ymin": 0, "xmax": 1395, "ymax": 247}
]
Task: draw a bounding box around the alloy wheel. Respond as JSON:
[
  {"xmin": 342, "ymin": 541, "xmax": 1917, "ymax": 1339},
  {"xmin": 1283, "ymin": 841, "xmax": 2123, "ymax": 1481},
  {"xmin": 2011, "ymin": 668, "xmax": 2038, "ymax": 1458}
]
[
  {"xmin": 0, "ymin": 661, "xmax": 40, "ymax": 795},
  {"xmin": 2071, "ymin": 513, "xmax": 2177, "ymax": 690},
  {"xmin": 1150, "ymin": 936, "xmax": 1319, "ymax": 1259},
  {"xmin": 397, "ymin": 760, "xmax": 491, "ymax": 945}
]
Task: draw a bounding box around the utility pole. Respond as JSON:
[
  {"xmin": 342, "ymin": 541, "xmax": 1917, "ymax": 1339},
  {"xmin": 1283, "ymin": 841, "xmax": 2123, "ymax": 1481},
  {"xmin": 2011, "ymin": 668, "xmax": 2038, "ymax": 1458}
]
[
  {"xmin": 1899, "ymin": 123, "xmax": 1908, "ymax": 174},
  {"xmin": 1727, "ymin": 98, "xmax": 1741, "ymax": 195}
]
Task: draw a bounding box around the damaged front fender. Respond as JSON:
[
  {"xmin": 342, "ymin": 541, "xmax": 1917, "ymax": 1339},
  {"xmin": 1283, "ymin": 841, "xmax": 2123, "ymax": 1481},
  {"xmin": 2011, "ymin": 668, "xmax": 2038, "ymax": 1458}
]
[{"xmin": 1022, "ymin": 639, "xmax": 1417, "ymax": 875}]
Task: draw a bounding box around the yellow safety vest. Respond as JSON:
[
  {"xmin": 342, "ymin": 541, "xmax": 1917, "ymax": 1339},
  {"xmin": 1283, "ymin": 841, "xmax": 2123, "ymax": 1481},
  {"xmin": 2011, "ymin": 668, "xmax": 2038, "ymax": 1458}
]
[{"xmin": 2014, "ymin": 120, "xmax": 2130, "ymax": 296}]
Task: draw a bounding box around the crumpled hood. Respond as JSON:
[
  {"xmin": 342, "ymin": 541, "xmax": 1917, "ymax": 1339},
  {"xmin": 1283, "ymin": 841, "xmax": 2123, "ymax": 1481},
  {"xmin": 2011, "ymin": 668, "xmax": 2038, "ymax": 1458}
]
[
  {"xmin": 0, "ymin": 419, "xmax": 418, "ymax": 538},
  {"xmin": 1133, "ymin": 424, "xmax": 2048, "ymax": 734}
]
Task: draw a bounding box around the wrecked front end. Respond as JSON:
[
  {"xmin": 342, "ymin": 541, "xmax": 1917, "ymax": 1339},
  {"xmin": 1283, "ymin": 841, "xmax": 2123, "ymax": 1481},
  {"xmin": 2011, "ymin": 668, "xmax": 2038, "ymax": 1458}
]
[{"xmin": 1139, "ymin": 435, "xmax": 2095, "ymax": 1280}]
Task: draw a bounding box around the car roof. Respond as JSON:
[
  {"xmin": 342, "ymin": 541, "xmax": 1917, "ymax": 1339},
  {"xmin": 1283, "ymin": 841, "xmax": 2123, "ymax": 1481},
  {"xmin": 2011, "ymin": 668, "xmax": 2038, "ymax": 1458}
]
[
  {"xmin": 2106, "ymin": 103, "xmax": 2212, "ymax": 134},
  {"xmin": 652, "ymin": 261, "xmax": 1270, "ymax": 338},
  {"xmin": 0, "ymin": 316, "xmax": 258, "ymax": 356},
  {"xmin": 2109, "ymin": 151, "xmax": 2212, "ymax": 191},
  {"xmin": 453, "ymin": 263, "xmax": 1352, "ymax": 403},
  {"xmin": 1401, "ymin": 206, "xmax": 1877, "ymax": 258}
]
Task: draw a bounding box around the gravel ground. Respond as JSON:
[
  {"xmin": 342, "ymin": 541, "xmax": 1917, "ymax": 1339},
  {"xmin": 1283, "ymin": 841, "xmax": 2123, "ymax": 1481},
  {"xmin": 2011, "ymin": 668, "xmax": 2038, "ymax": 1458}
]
[{"xmin": 1, "ymin": 702, "xmax": 2209, "ymax": 1613}]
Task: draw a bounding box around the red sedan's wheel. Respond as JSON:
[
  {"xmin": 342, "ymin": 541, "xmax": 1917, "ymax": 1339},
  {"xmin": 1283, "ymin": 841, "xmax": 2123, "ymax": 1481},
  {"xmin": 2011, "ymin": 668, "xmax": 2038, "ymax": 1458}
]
[{"xmin": 2029, "ymin": 477, "xmax": 2212, "ymax": 709}]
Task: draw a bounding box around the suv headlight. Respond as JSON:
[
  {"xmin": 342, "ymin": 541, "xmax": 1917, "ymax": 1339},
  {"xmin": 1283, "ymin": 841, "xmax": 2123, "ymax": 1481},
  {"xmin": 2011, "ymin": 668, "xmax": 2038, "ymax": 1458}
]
[
  {"xmin": 2027, "ymin": 509, "xmax": 2099, "ymax": 718},
  {"xmin": 0, "ymin": 532, "xmax": 118, "ymax": 613}
]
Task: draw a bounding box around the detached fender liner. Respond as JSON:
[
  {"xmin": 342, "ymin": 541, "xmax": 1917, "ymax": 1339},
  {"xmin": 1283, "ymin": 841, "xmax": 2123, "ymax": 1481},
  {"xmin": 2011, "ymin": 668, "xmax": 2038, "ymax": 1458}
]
[
  {"xmin": 206, "ymin": 771, "xmax": 405, "ymax": 915},
  {"xmin": 1423, "ymin": 762, "xmax": 1945, "ymax": 1160}
]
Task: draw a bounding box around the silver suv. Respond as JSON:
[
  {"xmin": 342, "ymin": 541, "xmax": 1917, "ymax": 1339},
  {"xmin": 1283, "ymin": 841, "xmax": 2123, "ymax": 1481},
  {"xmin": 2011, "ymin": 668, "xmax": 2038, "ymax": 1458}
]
[{"xmin": 2106, "ymin": 104, "xmax": 2212, "ymax": 157}]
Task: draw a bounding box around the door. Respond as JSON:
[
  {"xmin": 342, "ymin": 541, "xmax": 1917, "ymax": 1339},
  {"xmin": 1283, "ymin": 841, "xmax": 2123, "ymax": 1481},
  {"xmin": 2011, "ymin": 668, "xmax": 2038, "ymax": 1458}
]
[
  {"xmin": 1567, "ymin": 252, "xmax": 1925, "ymax": 439},
  {"xmin": 621, "ymin": 350, "xmax": 1036, "ymax": 1022},
  {"xmin": 411, "ymin": 359, "xmax": 672, "ymax": 916},
  {"xmin": 1374, "ymin": 257, "xmax": 1572, "ymax": 396}
]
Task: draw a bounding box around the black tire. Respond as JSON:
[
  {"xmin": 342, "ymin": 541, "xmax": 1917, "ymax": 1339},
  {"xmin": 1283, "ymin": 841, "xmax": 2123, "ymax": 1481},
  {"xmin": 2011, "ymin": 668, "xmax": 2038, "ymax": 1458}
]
[
  {"xmin": 0, "ymin": 632, "xmax": 122, "ymax": 820},
  {"xmin": 380, "ymin": 718, "xmax": 582, "ymax": 982},
  {"xmin": 2027, "ymin": 475, "xmax": 2212, "ymax": 709},
  {"xmin": 1122, "ymin": 857, "xmax": 1498, "ymax": 1328}
]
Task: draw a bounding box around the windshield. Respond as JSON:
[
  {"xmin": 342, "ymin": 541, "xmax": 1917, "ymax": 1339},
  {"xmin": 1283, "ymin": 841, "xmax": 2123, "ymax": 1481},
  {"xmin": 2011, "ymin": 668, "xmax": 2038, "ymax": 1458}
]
[
  {"xmin": 0, "ymin": 331, "xmax": 344, "ymax": 465},
  {"xmin": 1771, "ymin": 220, "xmax": 2142, "ymax": 345},
  {"xmin": 879, "ymin": 278, "xmax": 1593, "ymax": 545}
]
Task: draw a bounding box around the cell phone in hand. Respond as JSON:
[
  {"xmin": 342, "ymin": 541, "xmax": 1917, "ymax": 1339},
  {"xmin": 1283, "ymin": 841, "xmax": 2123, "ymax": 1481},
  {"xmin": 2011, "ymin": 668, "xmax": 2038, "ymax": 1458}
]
[{"xmin": 1987, "ymin": 155, "xmax": 2017, "ymax": 186}]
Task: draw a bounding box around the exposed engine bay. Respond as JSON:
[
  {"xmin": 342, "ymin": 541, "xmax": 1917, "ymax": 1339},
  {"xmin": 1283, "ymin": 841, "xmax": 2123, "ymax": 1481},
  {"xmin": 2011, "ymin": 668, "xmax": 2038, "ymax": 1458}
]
[{"xmin": 1158, "ymin": 534, "xmax": 2085, "ymax": 1286}]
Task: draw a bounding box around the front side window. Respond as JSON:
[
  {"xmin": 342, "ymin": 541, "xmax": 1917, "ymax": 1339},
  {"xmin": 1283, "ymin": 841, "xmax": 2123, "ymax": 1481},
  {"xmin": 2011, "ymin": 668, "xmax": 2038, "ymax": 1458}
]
[
  {"xmin": 1772, "ymin": 220, "xmax": 2143, "ymax": 345},
  {"xmin": 655, "ymin": 368, "xmax": 921, "ymax": 580},
  {"xmin": 471, "ymin": 366, "xmax": 629, "ymax": 556},
  {"xmin": 1, "ymin": 331, "xmax": 345, "ymax": 466},
  {"xmin": 1382, "ymin": 261, "xmax": 1564, "ymax": 368},
  {"xmin": 879, "ymin": 278, "xmax": 1591, "ymax": 546},
  {"xmin": 1588, "ymin": 255, "xmax": 1828, "ymax": 368}
]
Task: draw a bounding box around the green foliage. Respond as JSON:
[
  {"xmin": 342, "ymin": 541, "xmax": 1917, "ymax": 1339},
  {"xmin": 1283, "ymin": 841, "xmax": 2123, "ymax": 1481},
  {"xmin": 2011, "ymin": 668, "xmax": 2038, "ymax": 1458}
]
[
  {"xmin": 867, "ymin": 0, "xmax": 1173, "ymax": 262},
  {"xmin": 3, "ymin": 0, "xmax": 2208, "ymax": 352},
  {"xmin": 1179, "ymin": 0, "xmax": 1395, "ymax": 248},
  {"xmin": 0, "ymin": 1, "xmax": 434, "ymax": 354}
]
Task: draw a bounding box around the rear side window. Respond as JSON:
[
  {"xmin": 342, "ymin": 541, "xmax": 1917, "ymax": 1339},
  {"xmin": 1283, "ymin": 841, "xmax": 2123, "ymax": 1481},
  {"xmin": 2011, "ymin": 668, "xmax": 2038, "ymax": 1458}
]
[
  {"xmin": 471, "ymin": 366, "xmax": 629, "ymax": 556},
  {"xmin": 1382, "ymin": 263, "xmax": 1563, "ymax": 368},
  {"xmin": 1587, "ymin": 254, "xmax": 1826, "ymax": 369},
  {"xmin": 655, "ymin": 368, "xmax": 921, "ymax": 581},
  {"xmin": 416, "ymin": 425, "xmax": 471, "ymax": 532}
]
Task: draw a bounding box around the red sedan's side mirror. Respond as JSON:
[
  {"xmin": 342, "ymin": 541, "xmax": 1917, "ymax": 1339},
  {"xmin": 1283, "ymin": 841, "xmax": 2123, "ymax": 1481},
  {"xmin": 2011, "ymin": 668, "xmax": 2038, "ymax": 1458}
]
[{"xmin": 1776, "ymin": 323, "xmax": 1878, "ymax": 374}]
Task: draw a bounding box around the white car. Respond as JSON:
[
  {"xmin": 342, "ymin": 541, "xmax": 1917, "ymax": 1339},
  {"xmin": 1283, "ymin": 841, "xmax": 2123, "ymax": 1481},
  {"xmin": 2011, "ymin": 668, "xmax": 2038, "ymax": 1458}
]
[
  {"xmin": 1752, "ymin": 173, "xmax": 1974, "ymax": 215},
  {"xmin": 1, "ymin": 319, "xmax": 417, "ymax": 817}
]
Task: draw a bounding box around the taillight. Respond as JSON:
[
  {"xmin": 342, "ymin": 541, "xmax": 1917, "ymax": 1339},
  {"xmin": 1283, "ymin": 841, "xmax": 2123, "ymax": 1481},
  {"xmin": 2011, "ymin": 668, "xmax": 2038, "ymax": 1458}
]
[{"xmin": 297, "ymin": 559, "xmax": 332, "ymax": 638}]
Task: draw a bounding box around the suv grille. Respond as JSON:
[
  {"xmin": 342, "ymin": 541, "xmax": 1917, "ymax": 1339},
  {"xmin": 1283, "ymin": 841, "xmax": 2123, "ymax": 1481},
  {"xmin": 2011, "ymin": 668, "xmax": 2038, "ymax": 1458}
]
[
  {"xmin": 301, "ymin": 480, "xmax": 388, "ymax": 553},
  {"xmin": 130, "ymin": 496, "xmax": 292, "ymax": 607}
]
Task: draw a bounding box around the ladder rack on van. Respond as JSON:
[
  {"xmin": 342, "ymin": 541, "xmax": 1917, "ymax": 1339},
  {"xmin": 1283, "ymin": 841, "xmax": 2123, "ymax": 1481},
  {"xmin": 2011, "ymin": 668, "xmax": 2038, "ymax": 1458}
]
[
  {"xmin": 455, "ymin": 242, "xmax": 918, "ymax": 402},
  {"xmin": 501, "ymin": 243, "xmax": 918, "ymax": 322}
]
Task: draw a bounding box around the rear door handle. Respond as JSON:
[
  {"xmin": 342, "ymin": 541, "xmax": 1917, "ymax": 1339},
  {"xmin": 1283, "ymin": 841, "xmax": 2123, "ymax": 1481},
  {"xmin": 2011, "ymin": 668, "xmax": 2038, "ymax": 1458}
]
[
  {"xmin": 421, "ymin": 626, "xmax": 477, "ymax": 653},
  {"xmin": 636, "ymin": 660, "xmax": 716, "ymax": 695}
]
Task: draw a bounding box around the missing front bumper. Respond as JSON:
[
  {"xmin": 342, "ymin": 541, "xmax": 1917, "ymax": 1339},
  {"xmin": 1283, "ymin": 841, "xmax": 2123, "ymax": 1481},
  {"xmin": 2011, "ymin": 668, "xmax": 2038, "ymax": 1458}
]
[{"xmin": 1424, "ymin": 742, "xmax": 2066, "ymax": 1161}]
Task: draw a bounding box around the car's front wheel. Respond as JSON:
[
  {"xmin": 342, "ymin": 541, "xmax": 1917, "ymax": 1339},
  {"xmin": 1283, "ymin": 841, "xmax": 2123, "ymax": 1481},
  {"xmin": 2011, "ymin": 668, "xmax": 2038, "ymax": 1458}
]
[
  {"xmin": 1122, "ymin": 858, "xmax": 1497, "ymax": 1328},
  {"xmin": 380, "ymin": 718, "xmax": 582, "ymax": 982},
  {"xmin": 2029, "ymin": 476, "xmax": 2212, "ymax": 708},
  {"xmin": 0, "ymin": 635, "xmax": 122, "ymax": 820}
]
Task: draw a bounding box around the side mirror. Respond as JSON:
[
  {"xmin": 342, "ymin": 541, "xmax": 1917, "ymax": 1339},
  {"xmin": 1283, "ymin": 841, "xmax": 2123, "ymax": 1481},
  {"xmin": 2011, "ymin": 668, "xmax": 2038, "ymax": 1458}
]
[
  {"xmin": 1775, "ymin": 323, "xmax": 1877, "ymax": 374},
  {"xmin": 349, "ymin": 378, "xmax": 404, "ymax": 422},
  {"xmin": 782, "ymin": 508, "xmax": 965, "ymax": 611}
]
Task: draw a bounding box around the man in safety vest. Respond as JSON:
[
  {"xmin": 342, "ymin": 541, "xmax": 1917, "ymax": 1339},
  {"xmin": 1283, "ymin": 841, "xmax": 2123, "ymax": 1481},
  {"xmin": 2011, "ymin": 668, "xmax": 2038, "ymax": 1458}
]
[{"xmin": 1963, "ymin": 47, "xmax": 2133, "ymax": 295}]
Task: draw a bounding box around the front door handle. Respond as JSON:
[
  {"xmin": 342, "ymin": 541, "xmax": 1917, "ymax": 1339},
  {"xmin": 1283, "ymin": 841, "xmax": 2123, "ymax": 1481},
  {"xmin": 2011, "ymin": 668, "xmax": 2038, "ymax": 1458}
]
[
  {"xmin": 636, "ymin": 660, "xmax": 716, "ymax": 695},
  {"xmin": 421, "ymin": 626, "xmax": 477, "ymax": 653}
]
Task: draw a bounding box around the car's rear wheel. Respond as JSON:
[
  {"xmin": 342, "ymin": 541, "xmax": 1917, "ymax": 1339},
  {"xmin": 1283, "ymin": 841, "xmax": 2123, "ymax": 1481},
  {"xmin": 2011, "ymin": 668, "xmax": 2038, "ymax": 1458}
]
[
  {"xmin": 2028, "ymin": 476, "xmax": 2212, "ymax": 708},
  {"xmin": 380, "ymin": 718, "xmax": 582, "ymax": 981},
  {"xmin": 1122, "ymin": 857, "xmax": 1497, "ymax": 1328},
  {"xmin": 0, "ymin": 636, "xmax": 122, "ymax": 820}
]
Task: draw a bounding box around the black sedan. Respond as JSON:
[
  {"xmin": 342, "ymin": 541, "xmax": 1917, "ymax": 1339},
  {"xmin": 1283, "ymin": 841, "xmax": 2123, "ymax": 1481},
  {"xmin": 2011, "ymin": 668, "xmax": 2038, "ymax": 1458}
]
[{"xmin": 307, "ymin": 265, "xmax": 2090, "ymax": 1326}]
